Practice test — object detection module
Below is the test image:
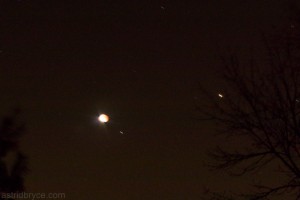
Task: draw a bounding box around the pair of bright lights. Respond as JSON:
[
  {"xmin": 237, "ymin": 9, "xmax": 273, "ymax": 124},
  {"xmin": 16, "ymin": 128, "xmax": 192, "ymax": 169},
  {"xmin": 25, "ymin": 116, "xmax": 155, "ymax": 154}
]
[
  {"xmin": 98, "ymin": 114, "xmax": 109, "ymax": 123},
  {"xmin": 98, "ymin": 94, "xmax": 224, "ymax": 123}
]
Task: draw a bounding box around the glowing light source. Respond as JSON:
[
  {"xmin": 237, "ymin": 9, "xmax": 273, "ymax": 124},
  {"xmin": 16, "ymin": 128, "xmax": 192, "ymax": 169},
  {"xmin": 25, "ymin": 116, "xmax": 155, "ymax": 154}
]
[
  {"xmin": 218, "ymin": 93, "xmax": 223, "ymax": 98},
  {"xmin": 98, "ymin": 114, "xmax": 109, "ymax": 123}
]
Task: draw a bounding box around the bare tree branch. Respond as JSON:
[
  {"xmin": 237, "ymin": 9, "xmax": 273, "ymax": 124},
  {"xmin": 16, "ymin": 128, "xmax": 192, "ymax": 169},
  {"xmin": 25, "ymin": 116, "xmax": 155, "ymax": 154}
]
[{"xmin": 198, "ymin": 14, "xmax": 300, "ymax": 200}]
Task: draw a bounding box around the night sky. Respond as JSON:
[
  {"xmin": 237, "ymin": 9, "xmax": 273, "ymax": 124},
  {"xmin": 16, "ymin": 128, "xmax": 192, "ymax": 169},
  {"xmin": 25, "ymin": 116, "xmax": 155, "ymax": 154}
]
[{"xmin": 0, "ymin": 1, "xmax": 289, "ymax": 199}]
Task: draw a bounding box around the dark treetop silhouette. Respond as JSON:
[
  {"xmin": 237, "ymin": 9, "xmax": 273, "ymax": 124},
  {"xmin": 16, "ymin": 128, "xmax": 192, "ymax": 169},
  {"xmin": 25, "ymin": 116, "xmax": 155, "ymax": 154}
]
[
  {"xmin": 198, "ymin": 17, "xmax": 300, "ymax": 200},
  {"xmin": 0, "ymin": 110, "xmax": 28, "ymax": 199}
]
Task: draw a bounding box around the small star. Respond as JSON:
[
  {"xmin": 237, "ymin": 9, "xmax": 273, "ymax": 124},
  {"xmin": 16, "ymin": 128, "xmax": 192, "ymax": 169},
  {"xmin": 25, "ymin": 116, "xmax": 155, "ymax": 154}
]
[
  {"xmin": 120, "ymin": 131, "xmax": 124, "ymax": 134},
  {"xmin": 218, "ymin": 93, "xmax": 223, "ymax": 98},
  {"xmin": 160, "ymin": 6, "xmax": 165, "ymax": 10}
]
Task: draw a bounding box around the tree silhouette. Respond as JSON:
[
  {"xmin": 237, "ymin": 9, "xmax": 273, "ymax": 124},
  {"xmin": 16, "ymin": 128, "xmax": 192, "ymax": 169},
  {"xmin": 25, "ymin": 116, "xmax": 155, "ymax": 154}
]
[
  {"xmin": 0, "ymin": 110, "xmax": 28, "ymax": 199},
  {"xmin": 198, "ymin": 14, "xmax": 300, "ymax": 200}
]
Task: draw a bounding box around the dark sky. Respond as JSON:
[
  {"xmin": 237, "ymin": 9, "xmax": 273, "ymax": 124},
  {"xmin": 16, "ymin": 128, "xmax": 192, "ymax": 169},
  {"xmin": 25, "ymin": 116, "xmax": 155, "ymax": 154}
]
[{"xmin": 0, "ymin": 0, "xmax": 289, "ymax": 199}]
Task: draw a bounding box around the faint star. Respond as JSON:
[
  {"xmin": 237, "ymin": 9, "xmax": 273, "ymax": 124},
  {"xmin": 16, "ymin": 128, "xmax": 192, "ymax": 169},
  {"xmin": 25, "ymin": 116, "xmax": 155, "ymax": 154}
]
[
  {"xmin": 218, "ymin": 93, "xmax": 223, "ymax": 98},
  {"xmin": 120, "ymin": 131, "xmax": 124, "ymax": 134},
  {"xmin": 160, "ymin": 6, "xmax": 165, "ymax": 10}
]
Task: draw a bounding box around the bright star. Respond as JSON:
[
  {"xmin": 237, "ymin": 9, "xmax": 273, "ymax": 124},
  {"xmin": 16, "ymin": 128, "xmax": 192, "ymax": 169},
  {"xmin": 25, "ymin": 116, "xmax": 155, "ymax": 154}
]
[{"xmin": 98, "ymin": 114, "xmax": 109, "ymax": 123}]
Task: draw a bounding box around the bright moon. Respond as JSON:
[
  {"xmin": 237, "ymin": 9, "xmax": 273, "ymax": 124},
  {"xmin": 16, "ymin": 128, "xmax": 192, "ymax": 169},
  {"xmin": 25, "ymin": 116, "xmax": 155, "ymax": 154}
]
[{"xmin": 98, "ymin": 114, "xmax": 109, "ymax": 123}]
